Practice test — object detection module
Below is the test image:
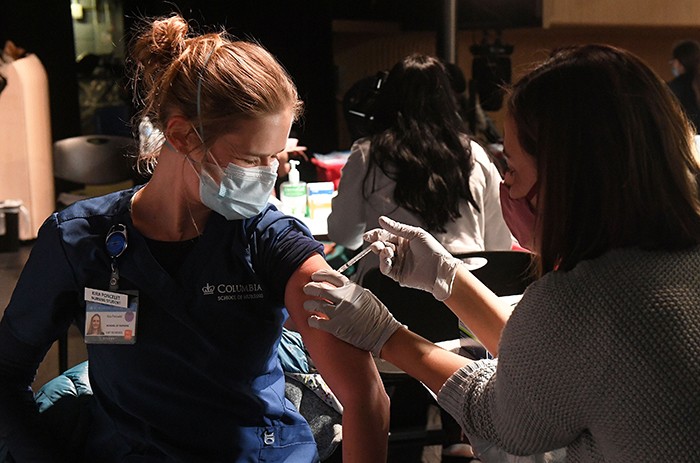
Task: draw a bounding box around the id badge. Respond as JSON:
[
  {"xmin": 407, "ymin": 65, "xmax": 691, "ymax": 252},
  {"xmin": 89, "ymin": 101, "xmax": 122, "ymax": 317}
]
[{"xmin": 84, "ymin": 287, "xmax": 139, "ymax": 344}]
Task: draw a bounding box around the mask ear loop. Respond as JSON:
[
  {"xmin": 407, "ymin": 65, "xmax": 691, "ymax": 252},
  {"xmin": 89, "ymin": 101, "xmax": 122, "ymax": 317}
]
[
  {"xmin": 190, "ymin": 46, "xmax": 228, "ymax": 192},
  {"xmin": 194, "ymin": 46, "xmax": 228, "ymax": 178},
  {"xmin": 197, "ymin": 46, "xmax": 217, "ymax": 142},
  {"xmin": 164, "ymin": 42, "xmax": 215, "ymax": 168},
  {"xmin": 188, "ymin": 122, "xmax": 226, "ymax": 189}
]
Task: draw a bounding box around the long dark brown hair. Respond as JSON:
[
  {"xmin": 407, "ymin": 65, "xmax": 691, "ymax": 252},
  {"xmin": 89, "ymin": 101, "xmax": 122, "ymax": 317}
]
[
  {"xmin": 508, "ymin": 44, "xmax": 700, "ymax": 274},
  {"xmin": 365, "ymin": 54, "xmax": 478, "ymax": 233}
]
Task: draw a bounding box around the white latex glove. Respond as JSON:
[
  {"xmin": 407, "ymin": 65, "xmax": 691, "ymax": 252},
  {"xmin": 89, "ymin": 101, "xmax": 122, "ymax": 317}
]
[
  {"xmin": 363, "ymin": 216, "xmax": 463, "ymax": 301},
  {"xmin": 302, "ymin": 269, "xmax": 403, "ymax": 357}
]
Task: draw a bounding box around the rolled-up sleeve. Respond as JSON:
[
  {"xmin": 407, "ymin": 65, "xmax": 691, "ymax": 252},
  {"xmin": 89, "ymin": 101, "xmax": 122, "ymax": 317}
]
[
  {"xmin": 436, "ymin": 278, "xmax": 585, "ymax": 456},
  {"xmin": 437, "ymin": 359, "xmax": 499, "ymax": 437}
]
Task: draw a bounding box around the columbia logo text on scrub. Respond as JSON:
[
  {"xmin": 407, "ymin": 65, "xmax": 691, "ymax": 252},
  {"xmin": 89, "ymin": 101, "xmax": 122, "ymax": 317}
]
[{"xmin": 202, "ymin": 283, "xmax": 264, "ymax": 295}]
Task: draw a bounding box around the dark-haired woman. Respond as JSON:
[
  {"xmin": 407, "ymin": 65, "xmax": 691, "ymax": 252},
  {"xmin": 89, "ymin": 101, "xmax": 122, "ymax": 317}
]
[
  {"xmin": 328, "ymin": 54, "xmax": 513, "ymax": 282},
  {"xmin": 305, "ymin": 44, "xmax": 700, "ymax": 461}
]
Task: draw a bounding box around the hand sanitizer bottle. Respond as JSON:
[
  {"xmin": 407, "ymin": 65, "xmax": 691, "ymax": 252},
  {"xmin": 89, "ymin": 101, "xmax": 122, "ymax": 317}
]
[{"xmin": 279, "ymin": 160, "xmax": 307, "ymax": 218}]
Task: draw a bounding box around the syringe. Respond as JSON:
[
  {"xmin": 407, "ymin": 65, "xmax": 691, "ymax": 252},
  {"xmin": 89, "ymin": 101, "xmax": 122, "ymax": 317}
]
[{"xmin": 336, "ymin": 246, "xmax": 375, "ymax": 274}]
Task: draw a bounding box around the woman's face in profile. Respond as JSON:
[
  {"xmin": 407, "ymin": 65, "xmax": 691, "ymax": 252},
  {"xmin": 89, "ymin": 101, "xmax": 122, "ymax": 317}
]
[{"xmin": 502, "ymin": 115, "xmax": 538, "ymax": 201}]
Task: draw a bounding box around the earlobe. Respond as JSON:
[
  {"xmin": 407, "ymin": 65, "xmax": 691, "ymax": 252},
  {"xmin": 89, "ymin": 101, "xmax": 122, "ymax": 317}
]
[{"xmin": 165, "ymin": 115, "xmax": 198, "ymax": 154}]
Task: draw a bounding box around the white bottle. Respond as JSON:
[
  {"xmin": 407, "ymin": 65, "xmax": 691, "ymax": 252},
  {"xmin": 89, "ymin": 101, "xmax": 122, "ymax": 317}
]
[{"xmin": 279, "ymin": 160, "xmax": 307, "ymax": 218}]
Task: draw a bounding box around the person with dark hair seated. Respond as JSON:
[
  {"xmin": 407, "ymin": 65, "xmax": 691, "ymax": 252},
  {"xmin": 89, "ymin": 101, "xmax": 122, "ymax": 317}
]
[{"xmin": 328, "ymin": 53, "xmax": 513, "ymax": 282}]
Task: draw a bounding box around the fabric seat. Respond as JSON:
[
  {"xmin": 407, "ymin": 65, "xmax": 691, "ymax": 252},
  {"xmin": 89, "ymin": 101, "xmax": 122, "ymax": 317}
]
[
  {"xmin": 53, "ymin": 134, "xmax": 137, "ymax": 209},
  {"xmin": 456, "ymin": 250, "xmax": 535, "ymax": 297}
]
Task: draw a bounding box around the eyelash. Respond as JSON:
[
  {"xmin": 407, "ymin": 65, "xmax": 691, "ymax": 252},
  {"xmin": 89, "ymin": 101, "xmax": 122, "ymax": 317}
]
[{"xmin": 500, "ymin": 152, "xmax": 515, "ymax": 173}]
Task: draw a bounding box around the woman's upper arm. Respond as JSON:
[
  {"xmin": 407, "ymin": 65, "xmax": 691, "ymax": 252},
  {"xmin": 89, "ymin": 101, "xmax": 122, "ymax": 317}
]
[{"xmin": 284, "ymin": 253, "xmax": 382, "ymax": 404}]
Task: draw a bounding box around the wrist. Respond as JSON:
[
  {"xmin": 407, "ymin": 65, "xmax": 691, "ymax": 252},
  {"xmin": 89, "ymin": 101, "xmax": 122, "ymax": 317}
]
[
  {"xmin": 372, "ymin": 316, "xmax": 404, "ymax": 358},
  {"xmin": 432, "ymin": 255, "xmax": 462, "ymax": 301},
  {"xmin": 377, "ymin": 324, "xmax": 406, "ymax": 360}
]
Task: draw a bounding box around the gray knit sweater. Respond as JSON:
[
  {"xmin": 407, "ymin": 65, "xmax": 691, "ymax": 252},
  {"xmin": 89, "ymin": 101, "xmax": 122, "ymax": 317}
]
[{"xmin": 437, "ymin": 246, "xmax": 700, "ymax": 462}]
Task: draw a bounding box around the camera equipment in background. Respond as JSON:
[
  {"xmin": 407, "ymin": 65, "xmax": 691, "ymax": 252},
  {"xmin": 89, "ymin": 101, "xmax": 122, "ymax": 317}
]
[
  {"xmin": 470, "ymin": 30, "xmax": 513, "ymax": 112},
  {"xmin": 342, "ymin": 70, "xmax": 389, "ymax": 141}
]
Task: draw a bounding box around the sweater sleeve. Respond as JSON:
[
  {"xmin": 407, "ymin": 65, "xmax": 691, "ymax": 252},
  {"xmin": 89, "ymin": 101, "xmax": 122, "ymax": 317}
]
[
  {"xmin": 437, "ymin": 275, "xmax": 586, "ymax": 455},
  {"xmin": 326, "ymin": 141, "xmax": 370, "ymax": 250}
]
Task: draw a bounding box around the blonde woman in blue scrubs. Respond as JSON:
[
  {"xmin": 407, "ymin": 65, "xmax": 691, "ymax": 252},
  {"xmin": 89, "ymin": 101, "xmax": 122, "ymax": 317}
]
[{"xmin": 0, "ymin": 15, "xmax": 388, "ymax": 462}]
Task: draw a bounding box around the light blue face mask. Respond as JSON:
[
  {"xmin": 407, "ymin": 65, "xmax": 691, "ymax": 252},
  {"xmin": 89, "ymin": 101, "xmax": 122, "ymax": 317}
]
[
  {"xmin": 197, "ymin": 155, "xmax": 279, "ymax": 221},
  {"xmin": 190, "ymin": 51, "xmax": 279, "ymax": 220}
]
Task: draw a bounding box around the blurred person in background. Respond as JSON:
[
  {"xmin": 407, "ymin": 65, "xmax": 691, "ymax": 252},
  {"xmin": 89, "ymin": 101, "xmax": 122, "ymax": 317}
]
[
  {"xmin": 328, "ymin": 53, "xmax": 513, "ymax": 282},
  {"xmin": 668, "ymin": 39, "xmax": 700, "ymax": 132}
]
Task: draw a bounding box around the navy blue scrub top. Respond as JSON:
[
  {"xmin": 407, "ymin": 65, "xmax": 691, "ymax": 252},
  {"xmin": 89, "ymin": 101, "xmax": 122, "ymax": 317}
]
[{"xmin": 0, "ymin": 186, "xmax": 325, "ymax": 462}]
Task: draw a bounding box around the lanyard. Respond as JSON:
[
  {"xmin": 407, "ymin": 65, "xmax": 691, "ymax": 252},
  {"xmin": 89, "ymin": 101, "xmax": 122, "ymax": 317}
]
[{"xmin": 105, "ymin": 224, "xmax": 128, "ymax": 291}]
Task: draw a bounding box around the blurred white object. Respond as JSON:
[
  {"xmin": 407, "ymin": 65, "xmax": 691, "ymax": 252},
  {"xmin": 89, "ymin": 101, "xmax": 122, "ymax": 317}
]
[
  {"xmin": 285, "ymin": 137, "xmax": 299, "ymax": 151},
  {"xmin": 0, "ymin": 54, "xmax": 54, "ymax": 240}
]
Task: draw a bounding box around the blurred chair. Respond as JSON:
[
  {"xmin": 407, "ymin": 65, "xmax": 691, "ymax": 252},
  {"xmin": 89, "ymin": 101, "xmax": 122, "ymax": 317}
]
[
  {"xmin": 361, "ymin": 250, "xmax": 535, "ymax": 461},
  {"xmin": 53, "ymin": 134, "xmax": 136, "ymax": 209},
  {"xmin": 361, "ymin": 250, "xmax": 535, "ymax": 343},
  {"xmin": 363, "ymin": 268, "xmax": 459, "ymax": 344},
  {"xmin": 454, "ymin": 250, "xmax": 534, "ymax": 357},
  {"xmin": 362, "ymin": 268, "xmax": 461, "ymax": 460},
  {"xmin": 52, "ymin": 135, "xmax": 136, "ymax": 373},
  {"xmin": 457, "ymin": 250, "xmax": 535, "ymax": 297}
]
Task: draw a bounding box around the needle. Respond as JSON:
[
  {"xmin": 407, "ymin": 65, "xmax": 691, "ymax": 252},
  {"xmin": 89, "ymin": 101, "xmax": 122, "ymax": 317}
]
[{"xmin": 336, "ymin": 246, "xmax": 375, "ymax": 274}]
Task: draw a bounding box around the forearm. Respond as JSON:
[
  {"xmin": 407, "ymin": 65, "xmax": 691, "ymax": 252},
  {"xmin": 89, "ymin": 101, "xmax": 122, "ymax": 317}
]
[
  {"xmin": 444, "ymin": 265, "xmax": 513, "ymax": 356},
  {"xmin": 338, "ymin": 370, "xmax": 390, "ymax": 463},
  {"xmin": 380, "ymin": 327, "xmax": 473, "ymax": 394},
  {"xmin": 305, "ymin": 336, "xmax": 389, "ymax": 462}
]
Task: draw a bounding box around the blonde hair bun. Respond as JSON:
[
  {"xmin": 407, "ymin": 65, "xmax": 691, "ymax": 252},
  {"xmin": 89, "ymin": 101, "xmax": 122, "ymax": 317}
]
[{"xmin": 132, "ymin": 15, "xmax": 188, "ymax": 79}]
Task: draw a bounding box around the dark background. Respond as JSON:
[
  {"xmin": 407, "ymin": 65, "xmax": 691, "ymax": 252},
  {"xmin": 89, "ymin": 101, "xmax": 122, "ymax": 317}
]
[
  {"xmin": 0, "ymin": 0, "xmax": 338, "ymax": 151},
  {"xmin": 0, "ymin": 0, "xmax": 540, "ymax": 151}
]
